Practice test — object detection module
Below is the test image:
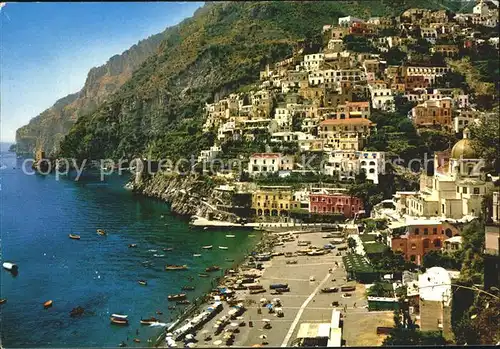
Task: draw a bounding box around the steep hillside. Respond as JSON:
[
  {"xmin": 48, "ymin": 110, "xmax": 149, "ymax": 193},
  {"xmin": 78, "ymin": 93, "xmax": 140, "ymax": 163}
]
[
  {"xmin": 15, "ymin": 32, "xmax": 166, "ymax": 155},
  {"xmin": 59, "ymin": 0, "xmax": 462, "ymax": 161}
]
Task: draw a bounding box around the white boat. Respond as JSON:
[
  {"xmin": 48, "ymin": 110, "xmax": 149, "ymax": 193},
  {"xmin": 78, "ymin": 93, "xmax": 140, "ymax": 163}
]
[
  {"xmin": 219, "ymin": 246, "xmax": 228, "ymax": 250},
  {"xmin": 226, "ymin": 235, "xmax": 235, "ymax": 238},
  {"xmin": 153, "ymin": 254, "xmax": 165, "ymax": 258},
  {"xmin": 111, "ymin": 314, "xmax": 128, "ymax": 319},
  {"xmin": 202, "ymin": 245, "xmax": 213, "ymax": 250},
  {"xmin": 193, "ymin": 254, "xmax": 202, "ymax": 257},
  {"xmin": 148, "ymin": 249, "xmax": 158, "ymax": 253},
  {"xmin": 2, "ymin": 262, "xmax": 17, "ymax": 271}
]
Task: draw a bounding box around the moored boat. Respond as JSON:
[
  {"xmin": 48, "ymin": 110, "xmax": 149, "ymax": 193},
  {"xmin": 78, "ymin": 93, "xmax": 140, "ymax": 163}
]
[
  {"xmin": 181, "ymin": 285, "xmax": 195, "ymax": 291},
  {"xmin": 163, "ymin": 247, "xmax": 174, "ymax": 252},
  {"xmin": 167, "ymin": 293, "xmax": 186, "ymax": 301},
  {"xmin": 140, "ymin": 317, "xmax": 159, "ymax": 325},
  {"xmin": 225, "ymin": 258, "xmax": 235, "ymax": 262},
  {"xmin": 2, "ymin": 262, "xmax": 18, "ymax": 271},
  {"xmin": 165, "ymin": 264, "xmax": 188, "ymax": 271},
  {"xmin": 226, "ymin": 234, "xmax": 235, "ymax": 238},
  {"xmin": 129, "ymin": 244, "xmax": 138, "ymax": 248},
  {"xmin": 110, "ymin": 317, "xmax": 129, "ymax": 325},
  {"xmin": 205, "ymin": 265, "xmax": 220, "ymax": 272},
  {"xmin": 43, "ymin": 300, "xmax": 53, "ymax": 309},
  {"xmin": 0, "ymin": 299, "xmax": 7, "ymax": 305},
  {"xmin": 193, "ymin": 254, "xmax": 201, "ymax": 257},
  {"xmin": 69, "ymin": 234, "xmax": 81, "ymax": 240},
  {"xmin": 97, "ymin": 229, "xmax": 107, "ymax": 236},
  {"xmin": 138, "ymin": 280, "xmax": 148, "ymax": 286},
  {"xmin": 176, "ymin": 299, "xmax": 190, "ymax": 305},
  {"xmin": 218, "ymin": 246, "xmax": 228, "ymax": 250},
  {"xmin": 198, "ymin": 273, "xmax": 209, "ymax": 278},
  {"xmin": 202, "ymin": 245, "xmax": 213, "ymax": 250}
]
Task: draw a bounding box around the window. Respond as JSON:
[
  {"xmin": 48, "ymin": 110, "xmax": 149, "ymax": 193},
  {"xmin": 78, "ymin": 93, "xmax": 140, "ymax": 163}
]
[
  {"xmin": 424, "ymin": 228, "xmax": 428, "ymax": 235},
  {"xmin": 434, "ymin": 239, "xmax": 441, "ymax": 247},
  {"xmin": 414, "ymin": 228, "xmax": 419, "ymax": 235},
  {"xmin": 473, "ymin": 187, "xmax": 480, "ymax": 194},
  {"xmin": 463, "ymin": 187, "xmax": 467, "ymax": 194},
  {"xmin": 433, "ymin": 228, "xmax": 437, "ymax": 235}
]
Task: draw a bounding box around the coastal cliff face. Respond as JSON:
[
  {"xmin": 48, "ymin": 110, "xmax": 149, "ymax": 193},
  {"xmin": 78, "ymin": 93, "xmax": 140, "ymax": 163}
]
[
  {"xmin": 15, "ymin": 33, "xmax": 166, "ymax": 155},
  {"xmin": 132, "ymin": 173, "xmax": 216, "ymax": 217}
]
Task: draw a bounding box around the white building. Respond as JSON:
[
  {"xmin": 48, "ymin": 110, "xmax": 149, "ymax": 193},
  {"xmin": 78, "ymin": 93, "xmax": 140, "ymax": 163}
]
[
  {"xmin": 197, "ymin": 145, "xmax": 222, "ymax": 163},
  {"xmin": 358, "ymin": 151, "xmax": 386, "ymax": 184},
  {"xmin": 368, "ymin": 85, "xmax": 395, "ymax": 112},
  {"xmin": 274, "ymin": 107, "xmax": 292, "ymax": 131},
  {"xmin": 247, "ymin": 153, "xmax": 294, "ymax": 177},
  {"xmin": 302, "ymin": 53, "xmax": 325, "ymax": 71},
  {"xmin": 338, "ymin": 16, "xmax": 364, "ymax": 27},
  {"xmin": 323, "ymin": 150, "xmax": 385, "ymax": 184}
]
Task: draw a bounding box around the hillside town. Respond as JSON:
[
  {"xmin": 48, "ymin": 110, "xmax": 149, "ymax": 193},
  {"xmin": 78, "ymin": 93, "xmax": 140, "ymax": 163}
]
[{"xmin": 168, "ymin": 2, "xmax": 500, "ymax": 346}]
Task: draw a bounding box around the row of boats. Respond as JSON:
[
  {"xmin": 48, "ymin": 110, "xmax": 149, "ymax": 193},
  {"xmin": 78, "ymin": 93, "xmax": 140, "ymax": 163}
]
[
  {"xmin": 68, "ymin": 229, "xmax": 107, "ymax": 240},
  {"xmin": 201, "ymin": 245, "xmax": 228, "ymax": 250}
]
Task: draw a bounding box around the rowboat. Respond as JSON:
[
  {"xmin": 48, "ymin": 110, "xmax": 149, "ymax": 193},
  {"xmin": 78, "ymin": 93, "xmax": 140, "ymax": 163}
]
[
  {"xmin": 225, "ymin": 258, "xmax": 235, "ymax": 262},
  {"xmin": 97, "ymin": 229, "xmax": 107, "ymax": 236},
  {"xmin": 69, "ymin": 234, "xmax": 81, "ymax": 240},
  {"xmin": 193, "ymin": 254, "xmax": 202, "ymax": 257},
  {"xmin": 219, "ymin": 246, "xmax": 228, "ymax": 250},
  {"xmin": 168, "ymin": 293, "xmax": 186, "ymax": 301},
  {"xmin": 205, "ymin": 265, "xmax": 220, "ymax": 272},
  {"xmin": 44, "ymin": 300, "xmax": 53, "ymax": 309},
  {"xmin": 0, "ymin": 299, "xmax": 7, "ymax": 305},
  {"xmin": 163, "ymin": 248, "xmax": 174, "ymax": 252},
  {"xmin": 198, "ymin": 273, "xmax": 209, "ymax": 278},
  {"xmin": 2, "ymin": 262, "xmax": 18, "ymax": 271},
  {"xmin": 140, "ymin": 317, "xmax": 159, "ymax": 325},
  {"xmin": 138, "ymin": 280, "xmax": 148, "ymax": 286},
  {"xmin": 133, "ymin": 339, "xmax": 141, "ymax": 343},
  {"xmin": 129, "ymin": 244, "xmax": 138, "ymax": 248},
  {"xmin": 181, "ymin": 285, "xmax": 195, "ymax": 291},
  {"xmin": 110, "ymin": 317, "xmax": 128, "ymax": 325},
  {"xmin": 165, "ymin": 264, "xmax": 188, "ymax": 271},
  {"xmin": 226, "ymin": 234, "xmax": 235, "ymax": 238},
  {"xmin": 202, "ymin": 245, "xmax": 213, "ymax": 250}
]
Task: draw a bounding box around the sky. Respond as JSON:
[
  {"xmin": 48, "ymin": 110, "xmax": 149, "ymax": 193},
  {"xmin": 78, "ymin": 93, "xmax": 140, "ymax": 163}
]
[{"xmin": 0, "ymin": 2, "xmax": 203, "ymax": 142}]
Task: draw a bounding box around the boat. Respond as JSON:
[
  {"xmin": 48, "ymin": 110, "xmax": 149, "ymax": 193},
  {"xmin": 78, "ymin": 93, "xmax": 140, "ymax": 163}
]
[
  {"xmin": 96, "ymin": 229, "xmax": 107, "ymax": 236},
  {"xmin": 2, "ymin": 262, "xmax": 18, "ymax": 271},
  {"xmin": 205, "ymin": 265, "xmax": 220, "ymax": 272},
  {"xmin": 219, "ymin": 246, "xmax": 228, "ymax": 250},
  {"xmin": 69, "ymin": 234, "xmax": 81, "ymax": 240},
  {"xmin": 138, "ymin": 280, "xmax": 148, "ymax": 286},
  {"xmin": 198, "ymin": 273, "xmax": 209, "ymax": 278},
  {"xmin": 156, "ymin": 311, "xmax": 163, "ymax": 315},
  {"xmin": 133, "ymin": 339, "xmax": 141, "ymax": 343},
  {"xmin": 226, "ymin": 234, "xmax": 235, "ymax": 238},
  {"xmin": 168, "ymin": 305, "xmax": 176, "ymax": 310},
  {"xmin": 202, "ymin": 245, "xmax": 213, "ymax": 250},
  {"xmin": 148, "ymin": 249, "xmax": 158, "ymax": 253},
  {"xmin": 140, "ymin": 317, "xmax": 159, "ymax": 325},
  {"xmin": 110, "ymin": 317, "xmax": 129, "ymax": 325},
  {"xmin": 111, "ymin": 314, "xmax": 128, "ymax": 319},
  {"xmin": 193, "ymin": 254, "xmax": 202, "ymax": 257},
  {"xmin": 163, "ymin": 248, "xmax": 174, "ymax": 252},
  {"xmin": 181, "ymin": 285, "xmax": 195, "ymax": 291},
  {"xmin": 43, "ymin": 300, "xmax": 53, "ymax": 309},
  {"xmin": 165, "ymin": 264, "xmax": 188, "ymax": 271},
  {"xmin": 167, "ymin": 293, "xmax": 186, "ymax": 301},
  {"xmin": 176, "ymin": 300, "xmax": 190, "ymax": 305},
  {"xmin": 129, "ymin": 244, "xmax": 138, "ymax": 248},
  {"xmin": 225, "ymin": 258, "xmax": 235, "ymax": 262},
  {"xmin": 0, "ymin": 299, "xmax": 7, "ymax": 305},
  {"xmin": 153, "ymin": 254, "xmax": 165, "ymax": 258}
]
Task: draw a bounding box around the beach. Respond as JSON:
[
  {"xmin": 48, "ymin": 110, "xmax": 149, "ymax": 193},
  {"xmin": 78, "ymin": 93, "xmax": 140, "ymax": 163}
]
[{"xmin": 161, "ymin": 229, "xmax": 390, "ymax": 348}]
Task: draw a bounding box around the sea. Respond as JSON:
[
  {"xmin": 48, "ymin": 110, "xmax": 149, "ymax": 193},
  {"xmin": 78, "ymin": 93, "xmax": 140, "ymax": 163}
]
[{"xmin": 0, "ymin": 144, "xmax": 260, "ymax": 347}]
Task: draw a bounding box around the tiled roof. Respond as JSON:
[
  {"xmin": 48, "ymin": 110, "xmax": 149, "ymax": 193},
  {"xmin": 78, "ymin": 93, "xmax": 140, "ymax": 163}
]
[
  {"xmin": 320, "ymin": 118, "xmax": 374, "ymax": 126},
  {"xmin": 250, "ymin": 153, "xmax": 281, "ymax": 159}
]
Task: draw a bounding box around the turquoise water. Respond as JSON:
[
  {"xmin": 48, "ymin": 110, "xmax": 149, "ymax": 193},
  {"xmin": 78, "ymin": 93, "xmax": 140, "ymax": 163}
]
[{"xmin": 0, "ymin": 150, "xmax": 260, "ymax": 347}]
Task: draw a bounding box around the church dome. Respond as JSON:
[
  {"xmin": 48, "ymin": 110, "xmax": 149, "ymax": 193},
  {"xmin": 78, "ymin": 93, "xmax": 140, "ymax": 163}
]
[{"xmin": 451, "ymin": 128, "xmax": 478, "ymax": 159}]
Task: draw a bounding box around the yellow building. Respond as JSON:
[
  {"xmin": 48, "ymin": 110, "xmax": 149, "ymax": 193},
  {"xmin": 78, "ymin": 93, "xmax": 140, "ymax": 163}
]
[
  {"xmin": 35, "ymin": 149, "xmax": 46, "ymax": 162},
  {"xmin": 251, "ymin": 186, "xmax": 295, "ymax": 218}
]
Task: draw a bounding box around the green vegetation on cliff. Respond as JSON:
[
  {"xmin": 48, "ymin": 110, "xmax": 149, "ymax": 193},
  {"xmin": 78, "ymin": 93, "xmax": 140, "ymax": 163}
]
[{"xmin": 59, "ymin": 1, "xmax": 463, "ymax": 161}]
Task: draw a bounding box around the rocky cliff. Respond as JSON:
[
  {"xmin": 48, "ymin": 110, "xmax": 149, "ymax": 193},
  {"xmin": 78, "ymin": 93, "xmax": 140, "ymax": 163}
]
[{"xmin": 15, "ymin": 32, "xmax": 166, "ymax": 155}]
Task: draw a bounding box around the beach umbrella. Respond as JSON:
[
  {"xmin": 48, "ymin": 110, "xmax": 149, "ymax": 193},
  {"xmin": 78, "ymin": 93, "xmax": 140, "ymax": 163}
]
[
  {"xmin": 201, "ymin": 329, "xmax": 210, "ymax": 334},
  {"xmin": 262, "ymin": 319, "xmax": 271, "ymax": 322},
  {"xmin": 259, "ymin": 335, "xmax": 267, "ymax": 339},
  {"xmin": 230, "ymin": 322, "xmax": 239, "ymax": 327},
  {"xmin": 186, "ymin": 343, "xmax": 197, "ymax": 348},
  {"xmin": 251, "ymin": 345, "xmax": 263, "ymax": 348},
  {"xmin": 213, "ymin": 340, "xmax": 223, "ymax": 346},
  {"xmin": 185, "ymin": 334, "xmax": 194, "ymax": 340}
]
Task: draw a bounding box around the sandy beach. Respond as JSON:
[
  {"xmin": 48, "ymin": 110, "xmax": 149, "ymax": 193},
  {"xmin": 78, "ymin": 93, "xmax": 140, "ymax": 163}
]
[{"xmin": 158, "ymin": 230, "xmax": 392, "ymax": 348}]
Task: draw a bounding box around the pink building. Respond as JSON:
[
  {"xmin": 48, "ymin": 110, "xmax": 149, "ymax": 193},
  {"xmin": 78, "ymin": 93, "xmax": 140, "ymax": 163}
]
[{"xmin": 309, "ymin": 193, "xmax": 363, "ymax": 218}]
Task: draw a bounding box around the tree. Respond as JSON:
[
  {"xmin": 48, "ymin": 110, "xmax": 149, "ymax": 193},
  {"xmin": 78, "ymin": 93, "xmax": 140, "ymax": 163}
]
[
  {"xmin": 347, "ymin": 237, "xmax": 357, "ymax": 250},
  {"xmin": 469, "ymin": 110, "xmax": 500, "ymax": 173}
]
